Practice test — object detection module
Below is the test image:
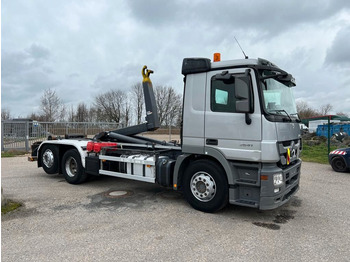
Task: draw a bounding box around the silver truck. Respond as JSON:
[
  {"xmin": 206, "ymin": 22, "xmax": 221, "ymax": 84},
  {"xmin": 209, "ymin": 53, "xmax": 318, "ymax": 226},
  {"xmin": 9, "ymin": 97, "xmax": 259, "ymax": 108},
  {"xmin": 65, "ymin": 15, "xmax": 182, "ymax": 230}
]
[{"xmin": 30, "ymin": 56, "xmax": 302, "ymax": 213}]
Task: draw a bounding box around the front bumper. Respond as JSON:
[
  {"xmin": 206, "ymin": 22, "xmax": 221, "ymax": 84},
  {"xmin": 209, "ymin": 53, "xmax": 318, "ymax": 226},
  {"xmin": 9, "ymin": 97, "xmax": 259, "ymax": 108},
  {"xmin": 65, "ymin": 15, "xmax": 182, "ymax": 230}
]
[
  {"xmin": 260, "ymin": 184, "xmax": 299, "ymax": 210},
  {"xmin": 259, "ymin": 159, "xmax": 301, "ymax": 210}
]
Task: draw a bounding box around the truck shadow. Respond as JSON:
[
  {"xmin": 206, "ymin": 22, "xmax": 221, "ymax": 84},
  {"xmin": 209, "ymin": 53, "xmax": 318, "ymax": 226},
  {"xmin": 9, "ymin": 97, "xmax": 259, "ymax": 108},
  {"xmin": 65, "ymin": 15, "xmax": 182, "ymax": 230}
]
[{"xmin": 221, "ymin": 196, "xmax": 302, "ymax": 230}]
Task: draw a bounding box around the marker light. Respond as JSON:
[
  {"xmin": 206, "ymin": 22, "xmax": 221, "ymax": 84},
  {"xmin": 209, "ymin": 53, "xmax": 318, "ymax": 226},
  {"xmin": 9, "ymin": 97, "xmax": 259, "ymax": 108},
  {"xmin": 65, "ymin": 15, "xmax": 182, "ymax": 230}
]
[
  {"xmin": 213, "ymin": 53, "xmax": 221, "ymax": 62},
  {"xmin": 274, "ymin": 188, "xmax": 280, "ymax": 193},
  {"xmin": 260, "ymin": 175, "xmax": 268, "ymax": 181}
]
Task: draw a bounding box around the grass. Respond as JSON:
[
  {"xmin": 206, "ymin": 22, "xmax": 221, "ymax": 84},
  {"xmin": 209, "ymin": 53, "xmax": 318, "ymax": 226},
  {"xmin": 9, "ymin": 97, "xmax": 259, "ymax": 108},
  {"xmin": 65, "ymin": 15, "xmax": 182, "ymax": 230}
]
[
  {"xmin": 1, "ymin": 150, "xmax": 27, "ymax": 158},
  {"xmin": 300, "ymin": 143, "xmax": 338, "ymax": 164},
  {"xmin": 1, "ymin": 201, "xmax": 22, "ymax": 214}
]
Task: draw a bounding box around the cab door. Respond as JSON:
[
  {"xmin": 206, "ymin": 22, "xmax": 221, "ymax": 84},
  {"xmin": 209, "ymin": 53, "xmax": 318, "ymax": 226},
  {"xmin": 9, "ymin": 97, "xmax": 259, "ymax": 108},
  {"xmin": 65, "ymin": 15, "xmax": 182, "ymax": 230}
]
[{"xmin": 204, "ymin": 68, "xmax": 262, "ymax": 161}]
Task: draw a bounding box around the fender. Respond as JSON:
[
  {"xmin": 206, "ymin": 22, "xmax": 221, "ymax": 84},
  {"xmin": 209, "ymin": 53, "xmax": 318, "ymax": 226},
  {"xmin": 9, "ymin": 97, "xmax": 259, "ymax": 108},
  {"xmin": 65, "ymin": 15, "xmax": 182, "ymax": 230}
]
[
  {"xmin": 173, "ymin": 148, "xmax": 234, "ymax": 190},
  {"xmin": 37, "ymin": 140, "xmax": 89, "ymax": 168}
]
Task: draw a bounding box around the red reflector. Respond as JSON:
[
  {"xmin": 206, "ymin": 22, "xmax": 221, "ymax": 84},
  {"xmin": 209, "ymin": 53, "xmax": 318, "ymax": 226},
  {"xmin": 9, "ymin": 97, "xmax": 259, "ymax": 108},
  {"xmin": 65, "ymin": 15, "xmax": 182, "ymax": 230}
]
[
  {"xmin": 93, "ymin": 142, "xmax": 117, "ymax": 153},
  {"xmin": 87, "ymin": 141, "xmax": 95, "ymax": 152}
]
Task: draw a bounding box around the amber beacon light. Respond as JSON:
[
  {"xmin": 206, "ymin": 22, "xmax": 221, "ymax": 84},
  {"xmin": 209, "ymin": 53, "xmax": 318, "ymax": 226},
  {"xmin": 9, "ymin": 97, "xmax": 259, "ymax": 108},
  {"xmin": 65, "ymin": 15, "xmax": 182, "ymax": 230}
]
[{"xmin": 213, "ymin": 53, "xmax": 221, "ymax": 62}]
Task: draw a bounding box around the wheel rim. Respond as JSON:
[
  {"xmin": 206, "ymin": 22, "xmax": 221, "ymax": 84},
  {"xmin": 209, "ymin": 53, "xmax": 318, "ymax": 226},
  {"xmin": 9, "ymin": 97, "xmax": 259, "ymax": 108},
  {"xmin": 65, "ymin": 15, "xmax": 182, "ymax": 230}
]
[
  {"xmin": 65, "ymin": 156, "xmax": 78, "ymax": 177},
  {"xmin": 42, "ymin": 149, "xmax": 54, "ymax": 168},
  {"xmin": 190, "ymin": 172, "xmax": 216, "ymax": 202},
  {"xmin": 335, "ymin": 159, "xmax": 345, "ymax": 171}
]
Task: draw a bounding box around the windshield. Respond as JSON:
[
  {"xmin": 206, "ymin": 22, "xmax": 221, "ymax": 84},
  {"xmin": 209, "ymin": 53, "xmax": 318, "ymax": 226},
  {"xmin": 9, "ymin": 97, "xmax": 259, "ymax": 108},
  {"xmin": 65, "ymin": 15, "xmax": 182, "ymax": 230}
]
[{"xmin": 260, "ymin": 70, "xmax": 298, "ymax": 121}]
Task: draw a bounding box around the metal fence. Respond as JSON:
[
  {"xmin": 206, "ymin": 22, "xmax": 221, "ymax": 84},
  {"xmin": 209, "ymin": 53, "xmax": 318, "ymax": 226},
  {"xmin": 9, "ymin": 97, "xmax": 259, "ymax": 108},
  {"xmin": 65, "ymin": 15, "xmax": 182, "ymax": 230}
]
[
  {"xmin": 1, "ymin": 120, "xmax": 180, "ymax": 152},
  {"xmin": 1, "ymin": 121, "xmax": 120, "ymax": 152}
]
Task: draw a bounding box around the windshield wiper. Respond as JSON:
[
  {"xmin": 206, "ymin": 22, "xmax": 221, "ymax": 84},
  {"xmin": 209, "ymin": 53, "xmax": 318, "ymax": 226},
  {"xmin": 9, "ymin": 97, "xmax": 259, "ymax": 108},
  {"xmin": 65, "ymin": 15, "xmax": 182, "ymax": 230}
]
[{"xmin": 270, "ymin": 109, "xmax": 292, "ymax": 122}]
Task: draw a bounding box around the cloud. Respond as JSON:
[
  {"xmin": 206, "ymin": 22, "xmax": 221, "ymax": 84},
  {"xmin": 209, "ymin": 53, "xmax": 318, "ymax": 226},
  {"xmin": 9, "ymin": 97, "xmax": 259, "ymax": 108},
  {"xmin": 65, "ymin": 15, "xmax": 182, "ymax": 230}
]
[
  {"xmin": 325, "ymin": 25, "xmax": 350, "ymax": 67},
  {"xmin": 25, "ymin": 44, "xmax": 50, "ymax": 60},
  {"xmin": 2, "ymin": 44, "xmax": 56, "ymax": 90},
  {"xmin": 126, "ymin": 0, "xmax": 182, "ymax": 26},
  {"xmin": 127, "ymin": 0, "xmax": 350, "ymax": 38},
  {"xmin": 2, "ymin": 44, "xmax": 51, "ymax": 75},
  {"xmin": 1, "ymin": 43, "xmax": 60, "ymax": 118}
]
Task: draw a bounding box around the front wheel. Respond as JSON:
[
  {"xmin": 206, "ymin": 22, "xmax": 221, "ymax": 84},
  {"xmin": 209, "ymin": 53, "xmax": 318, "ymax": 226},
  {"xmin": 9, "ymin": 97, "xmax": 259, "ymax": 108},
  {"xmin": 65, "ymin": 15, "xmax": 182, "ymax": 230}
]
[
  {"xmin": 62, "ymin": 149, "xmax": 88, "ymax": 184},
  {"xmin": 331, "ymin": 156, "xmax": 347, "ymax": 172},
  {"xmin": 183, "ymin": 160, "xmax": 228, "ymax": 213}
]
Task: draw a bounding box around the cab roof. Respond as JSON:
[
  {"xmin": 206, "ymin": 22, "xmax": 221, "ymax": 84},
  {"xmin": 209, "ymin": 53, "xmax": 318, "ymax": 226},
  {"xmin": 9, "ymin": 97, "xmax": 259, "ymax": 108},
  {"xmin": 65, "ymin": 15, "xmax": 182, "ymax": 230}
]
[{"xmin": 181, "ymin": 57, "xmax": 279, "ymax": 75}]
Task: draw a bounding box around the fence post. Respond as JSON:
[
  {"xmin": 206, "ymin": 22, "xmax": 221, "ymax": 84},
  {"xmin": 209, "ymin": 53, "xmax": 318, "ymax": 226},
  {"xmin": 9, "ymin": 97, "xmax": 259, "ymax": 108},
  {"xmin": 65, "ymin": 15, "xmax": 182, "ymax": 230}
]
[
  {"xmin": 25, "ymin": 121, "xmax": 29, "ymax": 152},
  {"xmin": 1, "ymin": 121, "xmax": 4, "ymax": 152},
  {"xmin": 327, "ymin": 116, "xmax": 331, "ymax": 155},
  {"xmin": 169, "ymin": 125, "xmax": 172, "ymax": 141}
]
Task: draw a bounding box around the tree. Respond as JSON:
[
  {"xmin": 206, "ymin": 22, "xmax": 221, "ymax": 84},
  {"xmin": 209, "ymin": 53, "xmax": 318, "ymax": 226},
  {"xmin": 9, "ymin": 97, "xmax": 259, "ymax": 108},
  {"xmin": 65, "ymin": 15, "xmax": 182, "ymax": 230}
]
[
  {"xmin": 87, "ymin": 106, "xmax": 98, "ymax": 122},
  {"xmin": 336, "ymin": 112, "xmax": 349, "ymax": 117},
  {"xmin": 67, "ymin": 105, "xmax": 75, "ymax": 122},
  {"xmin": 1, "ymin": 108, "xmax": 11, "ymax": 120},
  {"xmin": 75, "ymin": 102, "xmax": 89, "ymax": 122},
  {"xmin": 94, "ymin": 89, "xmax": 128, "ymax": 124},
  {"xmin": 131, "ymin": 83, "xmax": 144, "ymax": 125},
  {"xmin": 166, "ymin": 92, "xmax": 182, "ymax": 127},
  {"xmin": 59, "ymin": 105, "xmax": 67, "ymax": 122},
  {"xmin": 319, "ymin": 103, "xmax": 333, "ymax": 116},
  {"xmin": 296, "ymin": 101, "xmax": 319, "ymax": 119},
  {"xmin": 154, "ymin": 86, "xmax": 182, "ymax": 127},
  {"xmin": 40, "ymin": 88, "xmax": 64, "ymax": 122},
  {"xmin": 123, "ymin": 97, "xmax": 132, "ymax": 127},
  {"xmin": 27, "ymin": 112, "xmax": 45, "ymax": 121}
]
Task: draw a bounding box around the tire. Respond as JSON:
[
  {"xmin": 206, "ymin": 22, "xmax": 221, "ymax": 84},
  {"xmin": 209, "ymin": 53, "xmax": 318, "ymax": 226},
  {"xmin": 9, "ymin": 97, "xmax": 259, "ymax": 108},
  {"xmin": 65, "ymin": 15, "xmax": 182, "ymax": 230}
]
[
  {"xmin": 40, "ymin": 144, "xmax": 59, "ymax": 174},
  {"xmin": 331, "ymin": 156, "xmax": 347, "ymax": 172},
  {"xmin": 62, "ymin": 149, "xmax": 88, "ymax": 184},
  {"xmin": 183, "ymin": 160, "xmax": 228, "ymax": 213}
]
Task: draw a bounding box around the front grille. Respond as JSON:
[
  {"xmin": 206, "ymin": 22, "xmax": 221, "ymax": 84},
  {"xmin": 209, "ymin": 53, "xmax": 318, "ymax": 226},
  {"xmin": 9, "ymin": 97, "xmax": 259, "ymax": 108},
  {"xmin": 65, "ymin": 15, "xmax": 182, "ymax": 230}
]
[
  {"xmin": 278, "ymin": 139, "xmax": 301, "ymax": 168},
  {"xmin": 286, "ymin": 174, "xmax": 298, "ymax": 186},
  {"xmin": 282, "ymin": 185, "xmax": 299, "ymax": 201},
  {"xmin": 282, "ymin": 139, "xmax": 299, "ymax": 147},
  {"xmin": 284, "ymin": 164, "xmax": 300, "ymax": 187}
]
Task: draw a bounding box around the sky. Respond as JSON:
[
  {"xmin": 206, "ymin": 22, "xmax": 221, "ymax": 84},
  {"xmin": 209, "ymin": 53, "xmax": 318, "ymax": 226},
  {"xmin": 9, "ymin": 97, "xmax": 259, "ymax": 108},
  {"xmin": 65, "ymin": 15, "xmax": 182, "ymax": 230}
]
[{"xmin": 2, "ymin": 0, "xmax": 350, "ymax": 118}]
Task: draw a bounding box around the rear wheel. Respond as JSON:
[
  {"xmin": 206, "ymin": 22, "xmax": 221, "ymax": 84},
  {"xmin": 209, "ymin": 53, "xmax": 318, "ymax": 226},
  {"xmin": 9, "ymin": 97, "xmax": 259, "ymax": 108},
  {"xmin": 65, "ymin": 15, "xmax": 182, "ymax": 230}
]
[
  {"xmin": 183, "ymin": 160, "xmax": 228, "ymax": 213},
  {"xmin": 331, "ymin": 157, "xmax": 347, "ymax": 172},
  {"xmin": 62, "ymin": 149, "xmax": 88, "ymax": 184},
  {"xmin": 40, "ymin": 144, "xmax": 59, "ymax": 174}
]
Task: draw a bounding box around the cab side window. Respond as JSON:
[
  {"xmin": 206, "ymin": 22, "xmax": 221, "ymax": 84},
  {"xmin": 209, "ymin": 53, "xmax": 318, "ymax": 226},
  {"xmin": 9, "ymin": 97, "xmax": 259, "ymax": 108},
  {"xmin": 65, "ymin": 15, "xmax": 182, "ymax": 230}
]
[{"xmin": 210, "ymin": 77, "xmax": 237, "ymax": 113}]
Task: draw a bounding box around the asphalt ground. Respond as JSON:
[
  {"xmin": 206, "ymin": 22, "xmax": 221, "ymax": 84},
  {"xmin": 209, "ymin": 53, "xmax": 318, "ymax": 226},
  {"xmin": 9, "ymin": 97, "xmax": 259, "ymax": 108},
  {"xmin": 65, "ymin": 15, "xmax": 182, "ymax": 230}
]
[{"xmin": 1, "ymin": 156, "xmax": 350, "ymax": 261}]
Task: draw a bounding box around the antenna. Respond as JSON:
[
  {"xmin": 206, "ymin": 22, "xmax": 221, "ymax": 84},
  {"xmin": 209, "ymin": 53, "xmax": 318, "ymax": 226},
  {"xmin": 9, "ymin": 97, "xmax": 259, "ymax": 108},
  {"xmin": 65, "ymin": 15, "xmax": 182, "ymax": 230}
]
[{"xmin": 234, "ymin": 37, "xmax": 248, "ymax": 59}]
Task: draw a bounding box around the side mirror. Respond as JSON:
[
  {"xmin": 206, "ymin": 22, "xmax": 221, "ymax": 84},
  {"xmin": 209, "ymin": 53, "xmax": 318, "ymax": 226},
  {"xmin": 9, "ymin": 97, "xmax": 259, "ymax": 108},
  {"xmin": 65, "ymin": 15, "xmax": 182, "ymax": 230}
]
[{"xmin": 235, "ymin": 70, "xmax": 252, "ymax": 113}]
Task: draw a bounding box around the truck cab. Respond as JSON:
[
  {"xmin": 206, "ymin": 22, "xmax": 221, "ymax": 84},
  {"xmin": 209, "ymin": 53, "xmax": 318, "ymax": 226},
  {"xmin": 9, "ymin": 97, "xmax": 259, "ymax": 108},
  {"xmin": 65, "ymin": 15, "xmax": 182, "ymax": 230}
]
[{"xmin": 177, "ymin": 57, "xmax": 301, "ymax": 211}]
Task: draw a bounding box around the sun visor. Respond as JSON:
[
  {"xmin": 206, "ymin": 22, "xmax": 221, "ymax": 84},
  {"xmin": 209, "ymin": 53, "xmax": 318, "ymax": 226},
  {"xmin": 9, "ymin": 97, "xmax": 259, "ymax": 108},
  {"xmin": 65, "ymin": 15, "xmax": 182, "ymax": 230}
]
[{"xmin": 182, "ymin": 58, "xmax": 211, "ymax": 75}]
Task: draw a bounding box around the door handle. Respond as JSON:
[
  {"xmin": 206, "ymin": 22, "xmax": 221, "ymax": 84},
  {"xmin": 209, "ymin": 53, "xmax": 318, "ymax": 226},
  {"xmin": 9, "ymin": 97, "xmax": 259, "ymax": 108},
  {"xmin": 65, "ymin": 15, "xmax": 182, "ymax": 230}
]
[{"xmin": 206, "ymin": 139, "xmax": 218, "ymax": 146}]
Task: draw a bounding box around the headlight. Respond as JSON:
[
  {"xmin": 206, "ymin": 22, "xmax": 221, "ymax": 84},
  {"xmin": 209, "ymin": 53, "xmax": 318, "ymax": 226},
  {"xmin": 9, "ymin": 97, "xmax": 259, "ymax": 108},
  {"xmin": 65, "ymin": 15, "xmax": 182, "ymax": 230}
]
[{"xmin": 273, "ymin": 173, "xmax": 283, "ymax": 186}]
